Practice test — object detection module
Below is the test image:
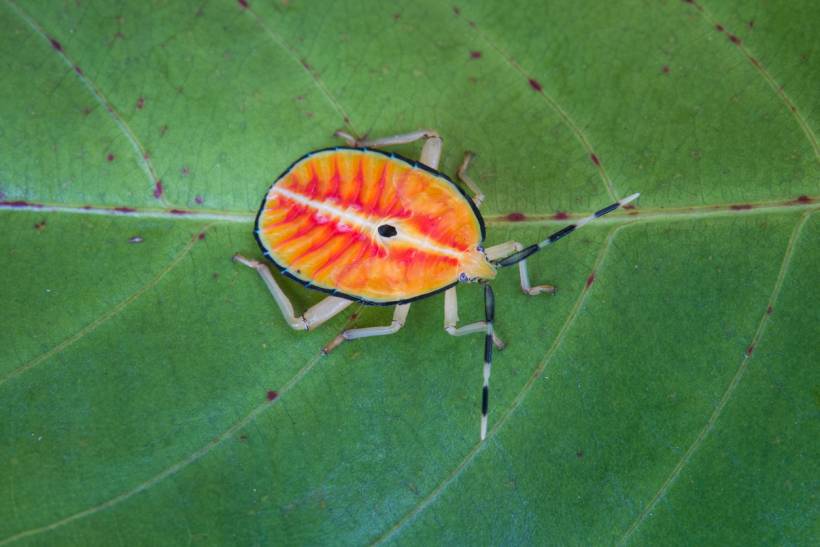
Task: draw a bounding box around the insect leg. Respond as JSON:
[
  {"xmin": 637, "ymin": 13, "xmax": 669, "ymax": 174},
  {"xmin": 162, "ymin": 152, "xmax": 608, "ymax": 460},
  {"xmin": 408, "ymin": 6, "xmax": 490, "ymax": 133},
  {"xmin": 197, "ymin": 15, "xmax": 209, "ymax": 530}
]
[
  {"xmin": 322, "ymin": 303, "xmax": 411, "ymax": 354},
  {"xmin": 485, "ymin": 242, "xmax": 556, "ymax": 295},
  {"xmin": 444, "ymin": 287, "xmax": 505, "ymax": 348},
  {"xmin": 233, "ymin": 254, "xmax": 353, "ymax": 330},
  {"xmin": 456, "ymin": 151, "xmax": 485, "ymax": 207},
  {"xmin": 334, "ymin": 129, "xmax": 440, "ymax": 149},
  {"xmin": 480, "ymin": 284, "xmax": 495, "ymax": 440}
]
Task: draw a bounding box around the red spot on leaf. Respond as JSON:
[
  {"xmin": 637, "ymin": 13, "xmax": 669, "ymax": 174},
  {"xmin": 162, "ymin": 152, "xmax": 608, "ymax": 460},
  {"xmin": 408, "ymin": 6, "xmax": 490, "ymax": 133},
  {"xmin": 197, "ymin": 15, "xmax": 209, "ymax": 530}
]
[
  {"xmin": 114, "ymin": 207, "xmax": 136, "ymax": 213},
  {"xmin": 468, "ymin": 20, "xmax": 476, "ymax": 27},
  {"xmin": 715, "ymin": 24, "xmax": 724, "ymax": 32},
  {"xmin": 107, "ymin": 153, "xmax": 115, "ymax": 162},
  {"xmin": 198, "ymin": 232, "xmax": 206, "ymax": 240},
  {"xmin": 794, "ymin": 195, "xmax": 811, "ymax": 204},
  {"xmin": 506, "ymin": 212, "xmax": 526, "ymax": 222},
  {"xmin": 266, "ymin": 390, "xmax": 279, "ymax": 401},
  {"xmin": 300, "ymin": 59, "xmax": 311, "ymax": 70},
  {"xmin": 143, "ymin": 152, "xmax": 150, "ymax": 160},
  {"xmin": 136, "ymin": 97, "xmax": 145, "ymax": 110},
  {"xmin": 662, "ymin": 65, "xmax": 670, "ymax": 74},
  {"xmin": 730, "ymin": 204, "xmax": 752, "ymax": 210},
  {"xmin": 553, "ymin": 211, "xmax": 569, "ymax": 220},
  {"xmin": 470, "ymin": 50, "xmax": 482, "ymax": 59},
  {"xmin": 49, "ymin": 37, "xmax": 63, "ymax": 51},
  {"xmin": 528, "ymin": 78, "xmax": 542, "ymax": 92},
  {"xmin": 590, "ymin": 153, "xmax": 601, "ymax": 166},
  {"xmin": 729, "ymin": 34, "xmax": 741, "ymax": 45},
  {"xmin": 393, "ymin": 13, "xmax": 401, "ymax": 20},
  {"xmin": 194, "ymin": 195, "xmax": 204, "ymax": 204},
  {"xmin": 585, "ymin": 273, "xmax": 596, "ymax": 289},
  {"xmin": 170, "ymin": 209, "xmax": 190, "ymax": 215},
  {"xmin": 623, "ymin": 204, "xmax": 636, "ymax": 210},
  {"xmin": 1, "ymin": 200, "xmax": 40, "ymax": 208},
  {"xmin": 750, "ymin": 57, "xmax": 761, "ymax": 68},
  {"xmin": 745, "ymin": 345, "xmax": 754, "ymax": 357},
  {"xmin": 153, "ymin": 180, "xmax": 164, "ymax": 198},
  {"xmin": 238, "ymin": 0, "xmax": 248, "ymax": 8},
  {"xmin": 34, "ymin": 220, "xmax": 46, "ymax": 231},
  {"xmin": 74, "ymin": 66, "xmax": 83, "ymax": 75},
  {"xmin": 766, "ymin": 305, "xmax": 773, "ymax": 315}
]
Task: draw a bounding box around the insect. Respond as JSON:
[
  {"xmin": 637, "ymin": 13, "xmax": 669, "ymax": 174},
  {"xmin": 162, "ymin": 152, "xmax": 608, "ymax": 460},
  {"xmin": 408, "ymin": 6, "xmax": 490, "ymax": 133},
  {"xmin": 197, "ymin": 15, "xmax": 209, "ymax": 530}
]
[{"xmin": 234, "ymin": 129, "xmax": 638, "ymax": 440}]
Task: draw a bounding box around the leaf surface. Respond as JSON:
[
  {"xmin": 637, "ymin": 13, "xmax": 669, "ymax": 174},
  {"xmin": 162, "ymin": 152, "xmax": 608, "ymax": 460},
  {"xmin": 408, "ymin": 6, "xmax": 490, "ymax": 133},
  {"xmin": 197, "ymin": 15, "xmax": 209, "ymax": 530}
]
[{"xmin": 1, "ymin": 0, "xmax": 818, "ymax": 545}]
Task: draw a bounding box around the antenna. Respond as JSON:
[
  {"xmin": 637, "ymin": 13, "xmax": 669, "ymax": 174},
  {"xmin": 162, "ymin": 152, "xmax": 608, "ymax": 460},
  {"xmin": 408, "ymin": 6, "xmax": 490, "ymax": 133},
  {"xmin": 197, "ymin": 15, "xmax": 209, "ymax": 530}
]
[{"xmin": 494, "ymin": 193, "xmax": 640, "ymax": 267}]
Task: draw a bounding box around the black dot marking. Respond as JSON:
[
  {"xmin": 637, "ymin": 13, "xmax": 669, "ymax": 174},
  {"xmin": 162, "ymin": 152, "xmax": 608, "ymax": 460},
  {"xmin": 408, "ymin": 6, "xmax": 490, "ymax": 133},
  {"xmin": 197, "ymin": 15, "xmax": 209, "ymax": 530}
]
[{"xmin": 378, "ymin": 224, "xmax": 397, "ymax": 237}]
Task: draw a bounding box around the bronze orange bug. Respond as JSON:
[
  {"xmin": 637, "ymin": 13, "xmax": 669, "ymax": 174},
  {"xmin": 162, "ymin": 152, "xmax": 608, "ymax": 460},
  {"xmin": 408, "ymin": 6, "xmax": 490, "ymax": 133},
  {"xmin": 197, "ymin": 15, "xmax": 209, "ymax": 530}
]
[{"xmin": 234, "ymin": 130, "xmax": 639, "ymax": 439}]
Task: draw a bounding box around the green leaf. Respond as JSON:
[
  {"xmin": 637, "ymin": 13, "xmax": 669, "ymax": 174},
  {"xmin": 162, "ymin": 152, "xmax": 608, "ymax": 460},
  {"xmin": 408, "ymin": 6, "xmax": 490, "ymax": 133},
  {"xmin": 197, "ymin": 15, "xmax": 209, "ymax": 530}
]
[{"xmin": 1, "ymin": 1, "xmax": 817, "ymax": 545}]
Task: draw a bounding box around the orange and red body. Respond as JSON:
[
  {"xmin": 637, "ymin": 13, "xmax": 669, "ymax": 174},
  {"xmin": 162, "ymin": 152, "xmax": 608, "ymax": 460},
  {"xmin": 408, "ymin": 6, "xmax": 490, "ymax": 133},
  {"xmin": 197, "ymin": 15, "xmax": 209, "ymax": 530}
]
[{"xmin": 255, "ymin": 147, "xmax": 496, "ymax": 305}]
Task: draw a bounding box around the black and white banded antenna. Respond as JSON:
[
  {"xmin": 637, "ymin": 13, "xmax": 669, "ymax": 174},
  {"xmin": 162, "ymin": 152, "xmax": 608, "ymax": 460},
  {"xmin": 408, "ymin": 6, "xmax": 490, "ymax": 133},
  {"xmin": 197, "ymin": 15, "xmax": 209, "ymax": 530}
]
[
  {"xmin": 493, "ymin": 193, "xmax": 640, "ymax": 268},
  {"xmin": 481, "ymin": 283, "xmax": 495, "ymax": 440}
]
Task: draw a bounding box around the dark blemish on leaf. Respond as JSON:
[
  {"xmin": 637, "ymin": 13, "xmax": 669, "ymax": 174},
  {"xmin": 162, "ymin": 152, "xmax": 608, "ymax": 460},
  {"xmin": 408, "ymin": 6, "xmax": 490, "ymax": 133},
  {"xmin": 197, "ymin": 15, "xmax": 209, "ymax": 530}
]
[
  {"xmin": 212, "ymin": 272, "xmax": 220, "ymax": 280},
  {"xmin": 107, "ymin": 153, "xmax": 115, "ymax": 162},
  {"xmin": 153, "ymin": 180, "xmax": 164, "ymax": 199},
  {"xmin": 305, "ymin": 111, "xmax": 314, "ymax": 118},
  {"xmin": 470, "ymin": 51, "xmax": 482, "ymax": 59},
  {"xmin": 750, "ymin": 57, "xmax": 761, "ymax": 68},
  {"xmin": 300, "ymin": 59, "xmax": 311, "ymax": 70},
  {"xmin": 745, "ymin": 345, "xmax": 754, "ymax": 357},
  {"xmin": 506, "ymin": 212, "xmax": 526, "ymax": 222},
  {"xmin": 195, "ymin": 195, "xmax": 204, "ymax": 204},
  {"xmin": 159, "ymin": 124, "xmax": 168, "ymax": 136},
  {"xmin": 528, "ymin": 78, "xmax": 542, "ymax": 92},
  {"xmin": 590, "ymin": 153, "xmax": 601, "ymax": 166},
  {"xmin": 49, "ymin": 37, "xmax": 63, "ymax": 51},
  {"xmin": 628, "ymin": 210, "xmax": 640, "ymax": 216},
  {"xmin": 585, "ymin": 273, "xmax": 596, "ymax": 289},
  {"xmin": 576, "ymin": 450, "xmax": 584, "ymax": 459},
  {"xmin": 114, "ymin": 207, "xmax": 136, "ymax": 213},
  {"xmin": 730, "ymin": 204, "xmax": 752, "ymax": 210},
  {"xmin": 239, "ymin": 434, "xmax": 248, "ymax": 442},
  {"xmin": 393, "ymin": 13, "xmax": 400, "ymax": 21},
  {"xmin": 1, "ymin": 201, "xmax": 41, "ymax": 208},
  {"xmin": 169, "ymin": 209, "xmax": 191, "ymax": 215},
  {"xmin": 136, "ymin": 97, "xmax": 145, "ymax": 109},
  {"xmin": 662, "ymin": 65, "xmax": 670, "ymax": 74},
  {"xmin": 198, "ymin": 232, "xmax": 206, "ymax": 240},
  {"xmin": 143, "ymin": 151, "xmax": 150, "ymax": 160},
  {"xmin": 715, "ymin": 24, "xmax": 724, "ymax": 32},
  {"xmin": 623, "ymin": 204, "xmax": 636, "ymax": 210},
  {"xmin": 81, "ymin": 205, "xmax": 92, "ymax": 209},
  {"xmin": 82, "ymin": 106, "xmax": 92, "ymax": 116},
  {"xmin": 34, "ymin": 220, "xmax": 46, "ymax": 231},
  {"xmin": 238, "ymin": 0, "xmax": 248, "ymax": 8},
  {"xmin": 182, "ymin": 166, "xmax": 190, "ymax": 177},
  {"xmin": 128, "ymin": 236, "xmax": 144, "ymax": 244},
  {"xmin": 748, "ymin": 20, "xmax": 755, "ymax": 29},
  {"xmin": 468, "ymin": 76, "xmax": 478, "ymax": 84},
  {"xmin": 553, "ymin": 211, "xmax": 569, "ymax": 220},
  {"xmin": 74, "ymin": 66, "xmax": 83, "ymax": 76},
  {"xmin": 794, "ymin": 195, "xmax": 811, "ymax": 204},
  {"xmin": 729, "ymin": 35, "xmax": 741, "ymax": 45},
  {"xmin": 766, "ymin": 305, "xmax": 773, "ymax": 315},
  {"xmin": 452, "ymin": 6, "xmax": 460, "ymax": 16},
  {"xmin": 295, "ymin": 95, "xmax": 305, "ymax": 101},
  {"xmin": 468, "ymin": 20, "xmax": 476, "ymax": 27},
  {"xmin": 266, "ymin": 390, "xmax": 279, "ymax": 401}
]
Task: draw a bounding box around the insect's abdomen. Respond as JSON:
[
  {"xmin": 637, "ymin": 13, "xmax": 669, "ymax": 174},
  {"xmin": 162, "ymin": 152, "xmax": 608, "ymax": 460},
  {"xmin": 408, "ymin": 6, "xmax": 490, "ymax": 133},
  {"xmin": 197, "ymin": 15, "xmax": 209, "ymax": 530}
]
[{"xmin": 255, "ymin": 148, "xmax": 486, "ymax": 304}]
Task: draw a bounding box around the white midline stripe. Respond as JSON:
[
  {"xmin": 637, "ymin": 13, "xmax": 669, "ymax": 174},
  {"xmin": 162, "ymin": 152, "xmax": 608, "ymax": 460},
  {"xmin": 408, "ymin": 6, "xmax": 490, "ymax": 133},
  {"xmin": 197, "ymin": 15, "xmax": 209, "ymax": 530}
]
[{"xmin": 271, "ymin": 186, "xmax": 463, "ymax": 259}]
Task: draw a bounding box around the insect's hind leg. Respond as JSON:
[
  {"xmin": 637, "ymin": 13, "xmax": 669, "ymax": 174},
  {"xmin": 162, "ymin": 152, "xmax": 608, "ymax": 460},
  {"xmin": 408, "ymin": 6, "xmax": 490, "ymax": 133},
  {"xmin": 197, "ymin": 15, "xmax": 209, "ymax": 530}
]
[
  {"xmin": 334, "ymin": 129, "xmax": 440, "ymax": 150},
  {"xmin": 322, "ymin": 303, "xmax": 411, "ymax": 354},
  {"xmin": 485, "ymin": 242, "xmax": 556, "ymax": 295},
  {"xmin": 444, "ymin": 287, "xmax": 505, "ymax": 348},
  {"xmin": 456, "ymin": 151, "xmax": 485, "ymax": 207},
  {"xmin": 233, "ymin": 254, "xmax": 353, "ymax": 330},
  {"xmin": 335, "ymin": 129, "xmax": 443, "ymax": 170}
]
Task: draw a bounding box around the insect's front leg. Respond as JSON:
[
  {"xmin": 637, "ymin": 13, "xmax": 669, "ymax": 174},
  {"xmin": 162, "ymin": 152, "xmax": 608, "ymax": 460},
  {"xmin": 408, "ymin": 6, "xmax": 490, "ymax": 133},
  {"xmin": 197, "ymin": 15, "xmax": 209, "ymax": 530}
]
[
  {"xmin": 485, "ymin": 242, "xmax": 556, "ymax": 295},
  {"xmin": 444, "ymin": 287, "xmax": 505, "ymax": 348},
  {"xmin": 456, "ymin": 151, "xmax": 485, "ymax": 207},
  {"xmin": 233, "ymin": 254, "xmax": 353, "ymax": 330}
]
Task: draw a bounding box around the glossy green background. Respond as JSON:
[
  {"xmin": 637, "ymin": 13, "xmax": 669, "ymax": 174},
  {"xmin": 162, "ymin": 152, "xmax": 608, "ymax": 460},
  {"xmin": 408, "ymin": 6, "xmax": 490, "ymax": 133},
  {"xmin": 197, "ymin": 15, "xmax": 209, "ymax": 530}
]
[{"xmin": 1, "ymin": 0, "xmax": 818, "ymax": 545}]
